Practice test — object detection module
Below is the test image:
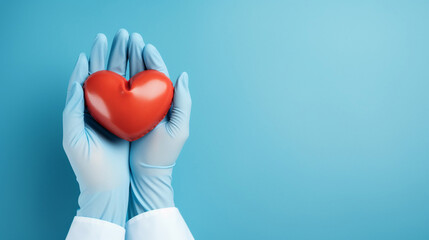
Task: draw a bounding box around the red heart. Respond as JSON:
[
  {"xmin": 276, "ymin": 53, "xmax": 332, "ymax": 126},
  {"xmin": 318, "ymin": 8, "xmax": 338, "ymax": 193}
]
[{"xmin": 83, "ymin": 70, "xmax": 174, "ymax": 141}]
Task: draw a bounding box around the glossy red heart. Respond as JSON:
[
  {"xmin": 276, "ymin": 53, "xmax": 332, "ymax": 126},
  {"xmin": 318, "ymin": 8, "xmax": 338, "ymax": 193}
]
[{"xmin": 83, "ymin": 70, "xmax": 173, "ymax": 141}]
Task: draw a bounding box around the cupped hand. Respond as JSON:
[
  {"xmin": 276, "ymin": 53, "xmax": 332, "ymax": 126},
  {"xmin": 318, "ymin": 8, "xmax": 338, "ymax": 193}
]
[
  {"xmin": 126, "ymin": 33, "xmax": 192, "ymax": 217},
  {"xmin": 62, "ymin": 29, "xmax": 131, "ymax": 226}
]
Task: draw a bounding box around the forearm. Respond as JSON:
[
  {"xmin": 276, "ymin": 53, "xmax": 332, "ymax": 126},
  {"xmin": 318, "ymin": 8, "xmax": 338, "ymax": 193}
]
[{"xmin": 129, "ymin": 166, "xmax": 175, "ymax": 217}]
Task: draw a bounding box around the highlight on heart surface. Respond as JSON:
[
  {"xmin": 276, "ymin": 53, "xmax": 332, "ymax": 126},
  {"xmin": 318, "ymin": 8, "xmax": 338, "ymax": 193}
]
[{"xmin": 83, "ymin": 70, "xmax": 174, "ymax": 141}]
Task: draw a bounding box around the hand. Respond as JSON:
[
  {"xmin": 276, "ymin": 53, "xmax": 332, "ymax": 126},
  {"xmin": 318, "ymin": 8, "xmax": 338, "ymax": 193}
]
[
  {"xmin": 126, "ymin": 33, "xmax": 192, "ymax": 218},
  {"xmin": 62, "ymin": 29, "xmax": 131, "ymax": 227}
]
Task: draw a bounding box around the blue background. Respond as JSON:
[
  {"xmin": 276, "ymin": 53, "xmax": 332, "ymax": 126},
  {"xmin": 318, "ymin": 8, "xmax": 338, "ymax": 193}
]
[{"xmin": 0, "ymin": 0, "xmax": 428, "ymax": 239}]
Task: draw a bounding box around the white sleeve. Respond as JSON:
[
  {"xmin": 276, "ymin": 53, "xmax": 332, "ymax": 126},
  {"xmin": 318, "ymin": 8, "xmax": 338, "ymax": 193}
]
[
  {"xmin": 125, "ymin": 207, "xmax": 194, "ymax": 240},
  {"xmin": 65, "ymin": 216, "xmax": 125, "ymax": 240}
]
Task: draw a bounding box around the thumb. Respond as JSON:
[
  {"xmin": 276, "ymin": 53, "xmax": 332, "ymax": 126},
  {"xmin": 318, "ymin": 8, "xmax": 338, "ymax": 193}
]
[
  {"xmin": 63, "ymin": 82, "xmax": 85, "ymax": 146},
  {"xmin": 168, "ymin": 72, "xmax": 192, "ymax": 137}
]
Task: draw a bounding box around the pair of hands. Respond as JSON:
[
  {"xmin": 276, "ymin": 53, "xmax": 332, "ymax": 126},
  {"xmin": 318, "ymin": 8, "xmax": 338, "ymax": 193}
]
[{"xmin": 62, "ymin": 29, "xmax": 191, "ymax": 227}]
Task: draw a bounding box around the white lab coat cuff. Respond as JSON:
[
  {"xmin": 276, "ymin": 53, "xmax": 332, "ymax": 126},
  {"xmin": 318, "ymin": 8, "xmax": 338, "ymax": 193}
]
[
  {"xmin": 126, "ymin": 207, "xmax": 194, "ymax": 240},
  {"xmin": 66, "ymin": 216, "xmax": 125, "ymax": 240}
]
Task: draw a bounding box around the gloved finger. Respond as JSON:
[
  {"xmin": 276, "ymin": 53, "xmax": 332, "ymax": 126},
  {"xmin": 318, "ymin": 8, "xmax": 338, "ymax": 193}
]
[
  {"xmin": 168, "ymin": 72, "xmax": 191, "ymax": 136},
  {"xmin": 107, "ymin": 29, "xmax": 129, "ymax": 77},
  {"xmin": 89, "ymin": 33, "xmax": 108, "ymax": 74},
  {"xmin": 63, "ymin": 82, "xmax": 85, "ymax": 146},
  {"xmin": 128, "ymin": 33, "xmax": 145, "ymax": 77},
  {"xmin": 143, "ymin": 44, "xmax": 169, "ymax": 78},
  {"xmin": 66, "ymin": 53, "xmax": 88, "ymax": 104}
]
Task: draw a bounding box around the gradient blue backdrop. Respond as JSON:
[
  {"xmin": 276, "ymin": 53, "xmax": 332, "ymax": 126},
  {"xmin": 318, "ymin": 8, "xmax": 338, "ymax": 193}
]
[{"xmin": 0, "ymin": 0, "xmax": 428, "ymax": 239}]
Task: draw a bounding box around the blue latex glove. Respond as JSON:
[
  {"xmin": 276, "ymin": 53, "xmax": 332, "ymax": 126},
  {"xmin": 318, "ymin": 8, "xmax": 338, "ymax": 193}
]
[
  {"xmin": 127, "ymin": 33, "xmax": 192, "ymax": 217},
  {"xmin": 62, "ymin": 29, "xmax": 131, "ymax": 227}
]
